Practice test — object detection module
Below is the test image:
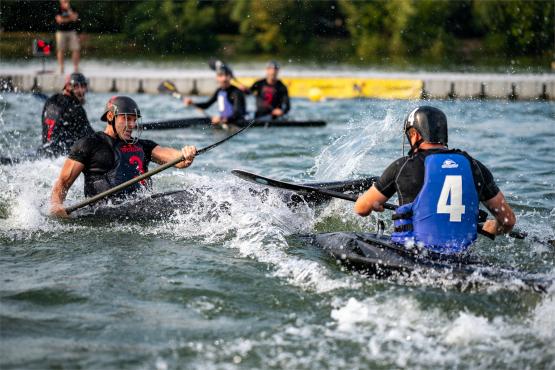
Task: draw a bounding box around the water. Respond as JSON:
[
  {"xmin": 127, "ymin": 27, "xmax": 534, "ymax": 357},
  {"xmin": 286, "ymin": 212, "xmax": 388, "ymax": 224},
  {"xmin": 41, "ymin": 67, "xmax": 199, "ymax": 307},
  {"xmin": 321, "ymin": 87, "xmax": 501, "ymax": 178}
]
[{"xmin": 1, "ymin": 91, "xmax": 554, "ymax": 369}]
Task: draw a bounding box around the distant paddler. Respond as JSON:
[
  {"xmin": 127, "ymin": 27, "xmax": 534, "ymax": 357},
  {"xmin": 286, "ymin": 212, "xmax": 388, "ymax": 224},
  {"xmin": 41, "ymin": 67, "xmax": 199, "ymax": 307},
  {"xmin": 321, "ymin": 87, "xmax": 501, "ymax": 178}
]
[
  {"xmin": 182, "ymin": 64, "xmax": 246, "ymax": 126},
  {"xmin": 354, "ymin": 106, "xmax": 516, "ymax": 254},
  {"xmin": 50, "ymin": 96, "xmax": 196, "ymax": 218},
  {"xmin": 40, "ymin": 72, "xmax": 94, "ymax": 156},
  {"xmin": 244, "ymin": 60, "xmax": 290, "ymax": 119}
]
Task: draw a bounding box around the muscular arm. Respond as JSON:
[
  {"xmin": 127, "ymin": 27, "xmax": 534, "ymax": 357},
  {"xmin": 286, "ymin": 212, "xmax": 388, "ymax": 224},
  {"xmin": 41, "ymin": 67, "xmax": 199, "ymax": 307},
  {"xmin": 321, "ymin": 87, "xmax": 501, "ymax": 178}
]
[
  {"xmin": 354, "ymin": 185, "xmax": 389, "ymax": 216},
  {"xmin": 151, "ymin": 145, "xmax": 196, "ymax": 169},
  {"xmin": 482, "ymin": 191, "xmax": 516, "ymax": 235},
  {"xmin": 50, "ymin": 159, "xmax": 85, "ymax": 217}
]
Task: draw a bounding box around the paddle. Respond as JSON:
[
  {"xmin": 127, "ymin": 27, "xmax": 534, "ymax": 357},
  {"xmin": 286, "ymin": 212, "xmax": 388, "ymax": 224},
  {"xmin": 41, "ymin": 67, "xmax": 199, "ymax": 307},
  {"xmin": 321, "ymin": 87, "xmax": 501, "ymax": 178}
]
[
  {"xmin": 157, "ymin": 80, "xmax": 209, "ymax": 118},
  {"xmin": 231, "ymin": 169, "xmax": 395, "ymax": 211},
  {"xmin": 231, "ymin": 170, "xmax": 530, "ymax": 241},
  {"xmin": 63, "ymin": 121, "xmax": 256, "ymax": 214}
]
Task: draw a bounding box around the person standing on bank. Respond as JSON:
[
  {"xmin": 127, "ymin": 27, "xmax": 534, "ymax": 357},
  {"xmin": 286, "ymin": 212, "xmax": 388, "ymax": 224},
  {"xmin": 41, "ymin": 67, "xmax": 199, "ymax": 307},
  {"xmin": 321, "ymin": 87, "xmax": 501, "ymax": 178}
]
[
  {"xmin": 246, "ymin": 61, "xmax": 290, "ymax": 119},
  {"xmin": 40, "ymin": 72, "xmax": 94, "ymax": 156},
  {"xmin": 182, "ymin": 64, "xmax": 246, "ymax": 126},
  {"xmin": 354, "ymin": 106, "xmax": 516, "ymax": 255},
  {"xmin": 55, "ymin": 0, "xmax": 81, "ymax": 74},
  {"xmin": 50, "ymin": 96, "xmax": 197, "ymax": 218}
]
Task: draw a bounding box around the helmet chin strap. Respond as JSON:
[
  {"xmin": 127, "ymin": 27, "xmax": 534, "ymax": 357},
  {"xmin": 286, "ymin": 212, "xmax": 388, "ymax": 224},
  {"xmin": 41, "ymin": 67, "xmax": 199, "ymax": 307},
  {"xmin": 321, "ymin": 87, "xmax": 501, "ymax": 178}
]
[{"xmin": 408, "ymin": 139, "xmax": 424, "ymax": 156}]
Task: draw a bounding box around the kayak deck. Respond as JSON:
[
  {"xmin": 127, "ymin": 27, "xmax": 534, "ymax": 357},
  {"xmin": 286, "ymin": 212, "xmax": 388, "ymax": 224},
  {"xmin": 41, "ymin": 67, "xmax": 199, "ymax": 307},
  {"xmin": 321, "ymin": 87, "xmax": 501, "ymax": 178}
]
[
  {"xmin": 140, "ymin": 117, "xmax": 326, "ymax": 130},
  {"xmin": 72, "ymin": 177, "xmax": 375, "ymax": 221},
  {"xmin": 311, "ymin": 232, "xmax": 549, "ymax": 292}
]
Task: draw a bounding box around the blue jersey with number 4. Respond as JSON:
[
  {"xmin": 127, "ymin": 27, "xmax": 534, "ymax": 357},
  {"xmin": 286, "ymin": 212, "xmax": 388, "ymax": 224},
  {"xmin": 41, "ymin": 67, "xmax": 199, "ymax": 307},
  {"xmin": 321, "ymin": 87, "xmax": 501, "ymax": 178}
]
[{"xmin": 391, "ymin": 153, "xmax": 479, "ymax": 254}]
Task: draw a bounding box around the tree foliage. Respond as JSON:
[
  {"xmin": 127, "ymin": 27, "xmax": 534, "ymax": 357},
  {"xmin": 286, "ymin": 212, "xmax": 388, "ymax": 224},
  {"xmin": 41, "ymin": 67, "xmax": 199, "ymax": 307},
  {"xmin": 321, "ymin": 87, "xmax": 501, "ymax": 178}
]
[
  {"xmin": 1, "ymin": 0, "xmax": 552, "ymax": 58},
  {"xmin": 125, "ymin": 0, "xmax": 218, "ymax": 53}
]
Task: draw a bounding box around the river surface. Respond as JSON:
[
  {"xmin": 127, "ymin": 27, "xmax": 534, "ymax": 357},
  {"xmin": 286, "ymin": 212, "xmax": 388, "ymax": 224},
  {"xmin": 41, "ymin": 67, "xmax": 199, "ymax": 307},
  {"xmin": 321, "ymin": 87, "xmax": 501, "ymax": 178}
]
[{"xmin": 1, "ymin": 91, "xmax": 554, "ymax": 369}]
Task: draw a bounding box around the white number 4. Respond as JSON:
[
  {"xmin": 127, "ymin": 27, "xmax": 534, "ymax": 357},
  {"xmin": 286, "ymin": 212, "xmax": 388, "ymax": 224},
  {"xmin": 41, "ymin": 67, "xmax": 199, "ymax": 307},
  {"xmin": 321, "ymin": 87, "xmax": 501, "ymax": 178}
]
[{"xmin": 437, "ymin": 176, "xmax": 465, "ymax": 222}]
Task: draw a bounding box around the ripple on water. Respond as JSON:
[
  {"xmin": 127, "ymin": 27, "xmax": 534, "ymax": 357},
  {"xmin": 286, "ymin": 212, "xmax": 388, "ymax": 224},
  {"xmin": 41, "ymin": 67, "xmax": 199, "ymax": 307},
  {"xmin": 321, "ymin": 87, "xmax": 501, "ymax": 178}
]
[{"xmin": 0, "ymin": 93, "xmax": 554, "ymax": 368}]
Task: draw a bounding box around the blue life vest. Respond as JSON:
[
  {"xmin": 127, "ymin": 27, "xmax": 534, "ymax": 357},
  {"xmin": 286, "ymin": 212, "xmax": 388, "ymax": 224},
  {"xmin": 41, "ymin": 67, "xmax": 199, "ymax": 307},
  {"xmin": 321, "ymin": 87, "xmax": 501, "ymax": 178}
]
[
  {"xmin": 217, "ymin": 90, "xmax": 234, "ymax": 119},
  {"xmin": 391, "ymin": 153, "xmax": 479, "ymax": 254}
]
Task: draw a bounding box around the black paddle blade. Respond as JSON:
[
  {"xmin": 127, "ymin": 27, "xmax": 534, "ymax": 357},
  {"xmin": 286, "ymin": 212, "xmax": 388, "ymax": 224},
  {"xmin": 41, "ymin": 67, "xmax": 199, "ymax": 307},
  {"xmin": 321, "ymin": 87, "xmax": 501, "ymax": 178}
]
[
  {"xmin": 208, "ymin": 59, "xmax": 235, "ymax": 78},
  {"xmin": 231, "ymin": 170, "xmax": 360, "ymax": 202},
  {"xmin": 208, "ymin": 58, "xmax": 224, "ymax": 71},
  {"xmin": 158, "ymin": 80, "xmax": 179, "ymax": 94}
]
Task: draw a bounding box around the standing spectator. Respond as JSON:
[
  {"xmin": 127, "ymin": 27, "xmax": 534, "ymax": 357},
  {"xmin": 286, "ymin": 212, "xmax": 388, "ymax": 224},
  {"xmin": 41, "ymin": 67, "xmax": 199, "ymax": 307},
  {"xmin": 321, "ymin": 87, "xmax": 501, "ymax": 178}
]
[{"xmin": 55, "ymin": 0, "xmax": 80, "ymax": 74}]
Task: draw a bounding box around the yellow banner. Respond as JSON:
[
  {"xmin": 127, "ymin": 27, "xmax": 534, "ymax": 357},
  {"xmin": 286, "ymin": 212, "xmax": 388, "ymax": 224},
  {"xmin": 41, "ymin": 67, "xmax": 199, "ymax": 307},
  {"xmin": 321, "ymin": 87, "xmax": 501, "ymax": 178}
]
[{"xmin": 235, "ymin": 77, "xmax": 423, "ymax": 100}]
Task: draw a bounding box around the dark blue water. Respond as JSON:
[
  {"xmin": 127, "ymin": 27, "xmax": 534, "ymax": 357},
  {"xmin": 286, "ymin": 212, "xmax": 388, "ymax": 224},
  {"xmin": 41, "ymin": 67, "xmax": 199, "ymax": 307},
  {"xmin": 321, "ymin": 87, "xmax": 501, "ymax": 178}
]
[{"xmin": 1, "ymin": 91, "xmax": 554, "ymax": 369}]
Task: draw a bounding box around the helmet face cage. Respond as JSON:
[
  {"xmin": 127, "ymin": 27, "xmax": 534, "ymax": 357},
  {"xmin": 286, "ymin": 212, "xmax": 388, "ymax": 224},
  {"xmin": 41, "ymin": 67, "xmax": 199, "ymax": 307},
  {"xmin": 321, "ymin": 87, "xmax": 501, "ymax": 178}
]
[
  {"xmin": 111, "ymin": 106, "xmax": 142, "ymax": 144},
  {"xmin": 123, "ymin": 111, "xmax": 142, "ymax": 145}
]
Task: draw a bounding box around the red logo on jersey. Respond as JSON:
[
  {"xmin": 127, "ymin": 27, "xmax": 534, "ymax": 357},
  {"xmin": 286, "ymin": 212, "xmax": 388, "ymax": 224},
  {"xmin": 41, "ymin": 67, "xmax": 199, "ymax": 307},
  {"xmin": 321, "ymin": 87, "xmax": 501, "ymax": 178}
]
[
  {"xmin": 44, "ymin": 118, "xmax": 56, "ymax": 141},
  {"xmin": 129, "ymin": 155, "xmax": 146, "ymax": 185}
]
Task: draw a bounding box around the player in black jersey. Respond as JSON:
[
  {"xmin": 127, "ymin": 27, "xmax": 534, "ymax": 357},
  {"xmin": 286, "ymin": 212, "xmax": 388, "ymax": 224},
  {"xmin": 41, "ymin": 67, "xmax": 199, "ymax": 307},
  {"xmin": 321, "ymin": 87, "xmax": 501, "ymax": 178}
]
[
  {"xmin": 40, "ymin": 72, "xmax": 94, "ymax": 156},
  {"xmin": 354, "ymin": 106, "xmax": 515, "ymax": 253},
  {"xmin": 50, "ymin": 96, "xmax": 197, "ymax": 218},
  {"xmin": 183, "ymin": 64, "xmax": 246, "ymax": 125},
  {"xmin": 246, "ymin": 61, "xmax": 290, "ymax": 119}
]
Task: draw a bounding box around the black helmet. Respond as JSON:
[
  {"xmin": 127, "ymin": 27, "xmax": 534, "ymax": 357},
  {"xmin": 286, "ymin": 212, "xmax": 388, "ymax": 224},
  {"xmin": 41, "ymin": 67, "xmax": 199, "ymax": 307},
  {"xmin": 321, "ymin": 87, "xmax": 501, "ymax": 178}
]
[
  {"xmin": 266, "ymin": 60, "xmax": 280, "ymax": 69},
  {"xmin": 404, "ymin": 106, "xmax": 448, "ymax": 145},
  {"xmin": 65, "ymin": 72, "xmax": 88, "ymax": 87},
  {"xmin": 100, "ymin": 96, "xmax": 141, "ymax": 122}
]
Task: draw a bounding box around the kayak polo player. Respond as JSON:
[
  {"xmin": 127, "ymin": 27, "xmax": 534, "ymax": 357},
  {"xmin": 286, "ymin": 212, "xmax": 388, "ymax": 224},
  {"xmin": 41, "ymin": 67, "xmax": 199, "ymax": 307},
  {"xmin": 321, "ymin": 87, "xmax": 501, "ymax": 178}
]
[
  {"xmin": 354, "ymin": 106, "xmax": 516, "ymax": 254},
  {"xmin": 50, "ymin": 96, "xmax": 197, "ymax": 218}
]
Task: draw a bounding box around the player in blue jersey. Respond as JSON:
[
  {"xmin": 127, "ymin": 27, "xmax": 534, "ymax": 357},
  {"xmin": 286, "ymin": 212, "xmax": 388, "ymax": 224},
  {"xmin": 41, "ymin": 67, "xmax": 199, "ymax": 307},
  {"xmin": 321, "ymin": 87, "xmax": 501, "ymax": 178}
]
[
  {"xmin": 183, "ymin": 64, "xmax": 246, "ymax": 126},
  {"xmin": 354, "ymin": 106, "xmax": 516, "ymax": 254}
]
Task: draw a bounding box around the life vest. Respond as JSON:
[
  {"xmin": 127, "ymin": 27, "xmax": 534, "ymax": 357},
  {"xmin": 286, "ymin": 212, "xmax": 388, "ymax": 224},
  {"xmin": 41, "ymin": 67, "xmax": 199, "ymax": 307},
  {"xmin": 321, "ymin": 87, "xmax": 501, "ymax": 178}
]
[
  {"xmin": 261, "ymin": 84, "xmax": 277, "ymax": 109},
  {"xmin": 391, "ymin": 153, "xmax": 479, "ymax": 254},
  {"xmin": 217, "ymin": 90, "xmax": 234, "ymax": 119},
  {"xmin": 42, "ymin": 100, "xmax": 62, "ymax": 144},
  {"xmin": 41, "ymin": 94, "xmax": 92, "ymax": 155},
  {"xmin": 85, "ymin": 138, "xmax": 151, "ymax": 198}
]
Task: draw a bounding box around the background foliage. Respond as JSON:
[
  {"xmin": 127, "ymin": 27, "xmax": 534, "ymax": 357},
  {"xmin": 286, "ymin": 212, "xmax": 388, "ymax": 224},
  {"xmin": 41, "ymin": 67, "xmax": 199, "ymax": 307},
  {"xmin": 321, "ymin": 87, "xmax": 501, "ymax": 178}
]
[{"xmin": 1, "ymin": 0, "xmax": 552, "ymax": 64}]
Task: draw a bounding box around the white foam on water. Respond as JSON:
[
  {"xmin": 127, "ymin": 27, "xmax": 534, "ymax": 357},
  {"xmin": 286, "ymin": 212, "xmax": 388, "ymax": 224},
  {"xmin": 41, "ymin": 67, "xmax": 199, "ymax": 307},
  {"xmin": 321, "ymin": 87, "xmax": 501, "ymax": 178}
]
[
  {"xmin": 0, "ymin": 157, "xmax": 74, "ymax": 233},
  {"xmin": 531, "ymin": 284, "xmax": 555, "ymax": 340},
  {"xmin": 444, "ymin": 312, "xmax": 502, "ymax": 345},
  {"xmin": 115, "ymin": 172, "xmax": 360, "ymax": 294}
]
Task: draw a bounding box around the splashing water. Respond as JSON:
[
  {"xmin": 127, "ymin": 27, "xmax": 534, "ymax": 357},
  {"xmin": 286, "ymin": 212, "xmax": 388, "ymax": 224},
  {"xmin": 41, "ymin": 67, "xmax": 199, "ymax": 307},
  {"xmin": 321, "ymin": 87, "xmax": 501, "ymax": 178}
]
[
  {"xmin": 311, "ymin": 108, "xmax": 400, "ymax": 180},
  {"xmin": 1, "ymin": 92, "xmax": 554, "ymax": 369}
]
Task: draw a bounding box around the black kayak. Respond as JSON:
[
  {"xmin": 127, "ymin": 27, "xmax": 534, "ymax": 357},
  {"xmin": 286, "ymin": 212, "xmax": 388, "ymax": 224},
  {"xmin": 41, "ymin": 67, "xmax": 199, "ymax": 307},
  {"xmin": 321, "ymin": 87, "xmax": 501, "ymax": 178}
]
[
  {"xmin": 72, "ymin": 177, "xmax": 376, "ymax": 221},
  {"xmin": 140, "ymin": 117, "xmax": 326, "ymax": 130},
  {"xmin": 311, "ymin": 232, "xmax": 550, "ymax": 292}
]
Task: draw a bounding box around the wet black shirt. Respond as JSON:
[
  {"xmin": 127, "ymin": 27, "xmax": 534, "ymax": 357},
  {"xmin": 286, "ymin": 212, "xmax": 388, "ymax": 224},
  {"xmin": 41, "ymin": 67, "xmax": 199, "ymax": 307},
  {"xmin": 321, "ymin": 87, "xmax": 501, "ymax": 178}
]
[
  {"xmin": 55, "ymin": 6, "xmax": 80, "ymax": 32},
  {"xmin": 41, "ymin": 93, "xmax": 93, "ymax": 156},
  {"xmin": 374, "ymin": 149, "xmax": 500, "ymax": 205},
  {"xmin": 248, "ymin": 79, "xmax": 290, "ymax": 118},
  {"xmin": 69, "ymin": 132, "xmax": 158, "ymax": 177},
  {"xmin": 194, "ymin": 85, "xmax": 246, "ymax": 122}
]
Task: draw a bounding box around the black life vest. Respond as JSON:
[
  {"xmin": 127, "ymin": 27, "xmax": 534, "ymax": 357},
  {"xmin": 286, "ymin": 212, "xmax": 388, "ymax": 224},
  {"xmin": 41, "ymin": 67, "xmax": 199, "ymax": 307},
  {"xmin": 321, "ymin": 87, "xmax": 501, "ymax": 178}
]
[
  {"xmin": 85, "ymin": 136, "xmax": 151, "ymax": 198},
  {"xmin": 41, "ymin": 94, "xmax": 92, "ymax": 156}
]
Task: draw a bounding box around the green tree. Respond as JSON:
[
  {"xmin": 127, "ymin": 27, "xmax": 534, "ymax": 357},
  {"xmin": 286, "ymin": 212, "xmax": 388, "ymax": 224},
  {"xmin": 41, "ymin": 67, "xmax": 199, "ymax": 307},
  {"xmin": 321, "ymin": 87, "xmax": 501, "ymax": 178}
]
[
  {"xmin": 231, "ymin": 0, "xmax": 340, "ymax": 53},
  {"xmin": 473, "ymin": 0, "xmax": 554, "ymax": 56},
  {"xmin": 339, "ymin": 0, "xmax": 458, "ymax": 60},
  {"xmin": 126, "ymin": 0, "xmax": 218, "ymax": 54}
]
